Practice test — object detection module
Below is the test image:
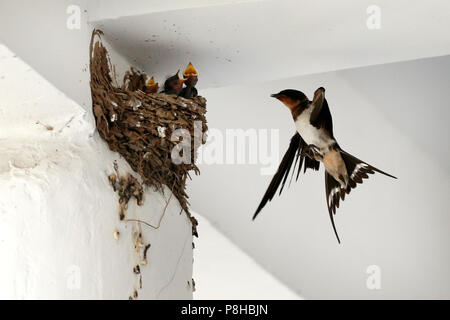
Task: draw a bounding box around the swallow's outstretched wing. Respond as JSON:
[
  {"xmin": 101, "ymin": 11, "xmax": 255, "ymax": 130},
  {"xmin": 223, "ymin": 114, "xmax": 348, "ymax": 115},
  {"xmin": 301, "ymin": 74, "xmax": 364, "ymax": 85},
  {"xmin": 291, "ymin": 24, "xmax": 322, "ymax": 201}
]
[
  {"xmin": 325, "ymin": 149, "xmax": 397, "ymax": 243},
  {"xmin": 253, "ymin": 132, "xmax": 320, "ymax": 220},
  {"xmin": 310, "ymin": 88, "xmax": 334, "ymax": 137}
]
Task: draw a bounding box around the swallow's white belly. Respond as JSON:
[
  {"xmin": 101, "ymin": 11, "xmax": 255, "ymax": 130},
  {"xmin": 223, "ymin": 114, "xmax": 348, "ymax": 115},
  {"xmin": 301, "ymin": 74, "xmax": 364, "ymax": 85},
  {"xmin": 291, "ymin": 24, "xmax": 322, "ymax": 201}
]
[{"xmin": 294, "ymin": 109, "xmax": 333, "ymax": 151}]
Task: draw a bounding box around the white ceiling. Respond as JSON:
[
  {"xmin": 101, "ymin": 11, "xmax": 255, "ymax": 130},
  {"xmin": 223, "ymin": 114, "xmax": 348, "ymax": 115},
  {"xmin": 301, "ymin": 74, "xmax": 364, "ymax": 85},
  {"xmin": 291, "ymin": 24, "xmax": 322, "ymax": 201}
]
[
  {"xmin": 87, "ymin": 0, "xmax": 263, "ymax": 22},
  {"xmin": 90, "ymin": 0, "xmax": 450, "ymax": 88}
]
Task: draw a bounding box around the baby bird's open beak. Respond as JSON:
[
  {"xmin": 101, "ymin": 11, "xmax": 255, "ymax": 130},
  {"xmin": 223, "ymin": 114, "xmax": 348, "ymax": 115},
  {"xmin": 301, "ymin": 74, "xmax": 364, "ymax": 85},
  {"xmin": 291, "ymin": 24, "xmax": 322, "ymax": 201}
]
[
  {"xmin": 146, "ymin": 76, "xmax": 157, "ymax": 86},
  {"xmin": 183, "ymin": 62, "xmax": 199, "ymax": 77}
]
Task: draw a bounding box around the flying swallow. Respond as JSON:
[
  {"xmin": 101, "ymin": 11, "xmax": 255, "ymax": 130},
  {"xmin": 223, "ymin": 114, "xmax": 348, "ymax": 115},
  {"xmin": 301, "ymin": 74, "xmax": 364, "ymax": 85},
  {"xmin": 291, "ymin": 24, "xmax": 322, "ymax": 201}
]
[
  {"xmin": 143, "ymin": 76, "xmax": 159, "ymax": 94},
  {"xmin": 253, "ymin": 87, "xmax": 396, "ymax": 243},
  {"xmin": 161, "ymin": 70, "xmax": 185, "ymax": 95},
  {"xmin": 181, "ymin": 62, "xmax": 199, "ymax": 99}
]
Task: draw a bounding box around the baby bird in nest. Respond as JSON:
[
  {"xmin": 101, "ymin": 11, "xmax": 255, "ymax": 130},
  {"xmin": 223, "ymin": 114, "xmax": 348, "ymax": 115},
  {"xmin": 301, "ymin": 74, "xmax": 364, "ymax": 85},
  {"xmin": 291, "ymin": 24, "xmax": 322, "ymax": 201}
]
[
  {"xmin": 161, "ymin": 70, "xmax": 185, "ymax": 95},
  {"xmin": 143, "ymin": 76, "xmax": 159, "ymax": 94},
  {"xmin": 181, "ymin": 62, "xmax": 199, "ymax": 99}
]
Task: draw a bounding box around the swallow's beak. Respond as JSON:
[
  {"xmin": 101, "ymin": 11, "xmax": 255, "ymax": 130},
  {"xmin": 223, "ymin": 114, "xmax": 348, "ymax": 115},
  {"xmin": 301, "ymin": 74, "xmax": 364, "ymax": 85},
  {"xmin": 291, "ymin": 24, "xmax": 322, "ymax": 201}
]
[{"xmin": 271, "ymin": 93, "xmax": 280, "ymax": 99}]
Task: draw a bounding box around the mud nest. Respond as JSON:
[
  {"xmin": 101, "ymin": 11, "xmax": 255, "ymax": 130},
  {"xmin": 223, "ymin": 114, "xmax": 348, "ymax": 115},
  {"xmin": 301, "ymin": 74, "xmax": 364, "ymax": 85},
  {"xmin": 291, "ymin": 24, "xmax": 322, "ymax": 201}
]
[{"xmin": 89, "ymin": 30, "xmax": 207, "ymax": 226}]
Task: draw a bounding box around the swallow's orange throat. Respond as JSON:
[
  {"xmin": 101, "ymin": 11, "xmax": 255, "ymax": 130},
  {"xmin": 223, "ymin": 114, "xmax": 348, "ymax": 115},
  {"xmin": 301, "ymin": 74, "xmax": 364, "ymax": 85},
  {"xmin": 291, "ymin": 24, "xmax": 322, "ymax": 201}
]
[{"xmin": 277, "ymin": 96, "xmax": 300, "ymax": 111}]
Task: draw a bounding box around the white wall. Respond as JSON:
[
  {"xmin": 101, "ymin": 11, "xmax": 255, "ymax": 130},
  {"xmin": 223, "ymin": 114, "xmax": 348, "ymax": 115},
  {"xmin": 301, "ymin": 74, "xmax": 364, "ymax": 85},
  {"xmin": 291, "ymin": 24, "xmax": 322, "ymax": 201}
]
[
  {"xmin": 0, "ymin": 131, "xmax": 194, "ymax": 299},
  {"xmin": 0, "ymin": 2, "xmax": 194, "ymax": 299},
  {"xmin": 188, "ymin": 56, "xmax": 450, "ymax": 299},
  {"xmin": 193, "ymin": 213, "xmax": 300, "ymax": 299},
  {"xmin": 0, "ymin": 0, "xmax": 134, "ymax": 117},
  {"xmin": 0, "ymin": 0, "xmax": 90, "ymax": 111}
]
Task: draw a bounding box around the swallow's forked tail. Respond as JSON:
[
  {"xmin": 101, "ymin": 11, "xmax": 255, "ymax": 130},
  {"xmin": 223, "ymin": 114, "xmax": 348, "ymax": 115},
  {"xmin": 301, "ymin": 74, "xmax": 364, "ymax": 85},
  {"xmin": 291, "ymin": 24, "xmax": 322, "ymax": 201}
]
[{"xmin": 325, "ymin": 149, "xmax": 397, "ymax": 244}]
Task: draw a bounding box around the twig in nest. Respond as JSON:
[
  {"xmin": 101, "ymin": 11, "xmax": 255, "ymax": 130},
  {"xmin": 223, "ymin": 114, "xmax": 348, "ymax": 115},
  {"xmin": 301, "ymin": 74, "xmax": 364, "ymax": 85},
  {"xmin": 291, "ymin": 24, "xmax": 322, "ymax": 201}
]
[{"xmin": 124, "ymin": 180, "xmax": 174, "ymax": 230}]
